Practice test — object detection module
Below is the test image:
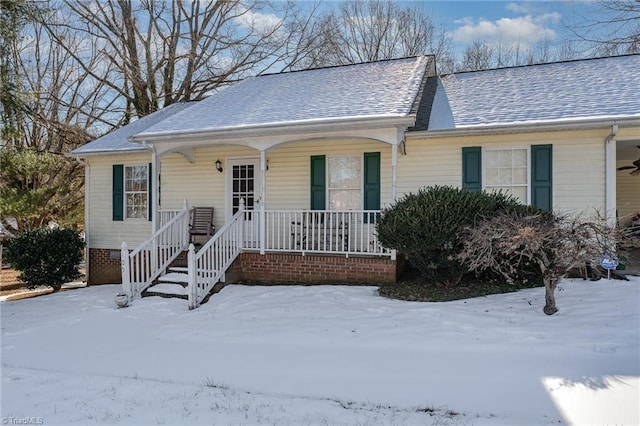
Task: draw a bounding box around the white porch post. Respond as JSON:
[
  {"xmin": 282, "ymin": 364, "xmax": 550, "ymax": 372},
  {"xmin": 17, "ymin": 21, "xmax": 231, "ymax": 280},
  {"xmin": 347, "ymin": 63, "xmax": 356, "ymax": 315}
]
[
  {"xmin": 120, "ymin": 242, "xmax": 132, "ymax": 299},
  {"xmin": 391, "ymin": 141, "xmax": 398, "ymax": 202},
  {"xmin": 260, "ymin": 150, "xmax": 267, "ymax": 254},
  {"xmin": 605, "ymin": 124, "xmax": 618, "ymax": 226},
  {"xmin": 151, "ymin": 148, "xmax": 160, "ymax": 233}
]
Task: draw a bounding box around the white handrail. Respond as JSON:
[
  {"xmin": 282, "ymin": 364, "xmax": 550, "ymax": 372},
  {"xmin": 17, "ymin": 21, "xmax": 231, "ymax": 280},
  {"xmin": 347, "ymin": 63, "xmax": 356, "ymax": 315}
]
[
  {"xmin": 187, "ymin": 201, "xmax": 245, "ymax": 309},
  {"xmin": 121, "ymin": 207, "xmax": 190, "ymax": 301}
]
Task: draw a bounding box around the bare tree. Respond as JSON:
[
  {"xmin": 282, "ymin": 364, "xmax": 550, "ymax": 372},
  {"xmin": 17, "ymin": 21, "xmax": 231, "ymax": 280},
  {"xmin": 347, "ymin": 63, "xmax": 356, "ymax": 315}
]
[
  {"xmin": 455, "ymin": 36, "xmax": 578, "ymax": 72},
  {"xmin": 1, "ymin": 6, "xmax": 117, "ymax": 228},
  {"xmin": 305, "ymin": 0, "xmax": 452, "ymax": 68},
  {"xmin": 567, "ymin": 0, "xmax": 640, "ymax": 55},
  {"xmin": 459, "ymin": 213, "xmax": 622, "ymax": 315},
  {"xmin": 459, "ymin": 41, "xmax": 494, "ymax": 71},
  {"xmin": 43, "ymin": 0, "xmax": 319, "ymax": 118}
]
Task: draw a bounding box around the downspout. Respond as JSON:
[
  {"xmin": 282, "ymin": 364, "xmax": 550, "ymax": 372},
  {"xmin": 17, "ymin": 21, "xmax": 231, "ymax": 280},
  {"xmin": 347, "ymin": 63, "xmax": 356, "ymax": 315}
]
[
  {"xmin": 392, "ymin": 127, "xmax": 404, "ymax": 202},
  {"xmin": 605, "ymin": 123, "xmax": 618, "ymax": 226},
  {"xmin": 75, "ymin": 157, "xmax": 90, "ymax": 284}
]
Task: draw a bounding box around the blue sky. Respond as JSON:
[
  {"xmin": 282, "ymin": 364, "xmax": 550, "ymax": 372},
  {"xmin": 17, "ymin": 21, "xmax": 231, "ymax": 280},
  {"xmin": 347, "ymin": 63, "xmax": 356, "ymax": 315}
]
[
  {"xmin": 310, "ymin": 1, "xmax": 591, "ymax": 54},
  {"xmin": 421, "ymin": 1, "xmax": 577, "ymax": 45}
]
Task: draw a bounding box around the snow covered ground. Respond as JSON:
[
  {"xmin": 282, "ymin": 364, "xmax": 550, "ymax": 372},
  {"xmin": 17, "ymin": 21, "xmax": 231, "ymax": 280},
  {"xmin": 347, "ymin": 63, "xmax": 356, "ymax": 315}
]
[{"xmin": 2, "ymin": 278, "xmax": 639, "ymax": 425}]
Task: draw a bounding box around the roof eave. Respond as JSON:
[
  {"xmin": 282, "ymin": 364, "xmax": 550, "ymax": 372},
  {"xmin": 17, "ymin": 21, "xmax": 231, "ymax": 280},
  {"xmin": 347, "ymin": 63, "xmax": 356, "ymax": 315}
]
[
  {"xmin": 66, "ymin": 147, "xmax": 150, "ymax": 158},
  {"xmin": 129, "ymin": 115, "xmax": 416, "ymax": 144},
  {"xmin": 407, "ymin": 116, "xmax": 640, "ymax": 138}
]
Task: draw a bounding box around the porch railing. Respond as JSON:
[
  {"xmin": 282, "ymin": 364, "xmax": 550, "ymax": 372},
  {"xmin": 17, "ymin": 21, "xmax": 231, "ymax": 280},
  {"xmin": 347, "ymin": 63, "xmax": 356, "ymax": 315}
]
[
  {"xmin": 121, "ymin": 205, "xmax": 190, "ymax": 300},
  {"xmin": 187, "ymin": 201, "xmax": 245, "ymax": 309},
  {"xmin": 121, "ymin": 204, "xmax": 394, "ymax": 308},
  {"xmin": 257, "ymin": 210, "xmax": 394, "ymax": 258},
  {"xmin": 159, "ymin": 209, "xmax": 182, "ymax": 228}
]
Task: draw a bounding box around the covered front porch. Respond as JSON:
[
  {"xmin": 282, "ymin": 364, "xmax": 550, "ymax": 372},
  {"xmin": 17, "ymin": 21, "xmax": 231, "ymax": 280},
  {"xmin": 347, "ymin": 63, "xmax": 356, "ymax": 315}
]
[
  {"xmin": 120, "ymin": 126, "xmax": 406, "ymax": 309},
  {"xmin": 122, "ymin": 202, "xmax": 397, "ymax": 309}
]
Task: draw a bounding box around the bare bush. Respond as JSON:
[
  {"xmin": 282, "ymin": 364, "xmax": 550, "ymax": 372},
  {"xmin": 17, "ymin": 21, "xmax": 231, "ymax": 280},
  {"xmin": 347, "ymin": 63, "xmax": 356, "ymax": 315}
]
[{"xmin": 458, "ymin": 213, "xmax": 622, "ymax": 315}]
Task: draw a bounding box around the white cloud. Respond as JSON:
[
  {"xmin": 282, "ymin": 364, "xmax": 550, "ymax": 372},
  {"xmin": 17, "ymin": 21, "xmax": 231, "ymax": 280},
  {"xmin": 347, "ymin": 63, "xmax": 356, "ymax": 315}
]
[
  {"xmin": 449, "ymin": 2, "xmax": 562, "ymax": 48},
  {"xmin": 506, "ymin": 2, "xmax": 534, "ymax": 15},
  {"xmin": 450, "ymin": 15, "xmax": 558, "ymax": 45},
  {"xmin": 233, "ymin": 6, "xmax": 282, "ymax": 35}
]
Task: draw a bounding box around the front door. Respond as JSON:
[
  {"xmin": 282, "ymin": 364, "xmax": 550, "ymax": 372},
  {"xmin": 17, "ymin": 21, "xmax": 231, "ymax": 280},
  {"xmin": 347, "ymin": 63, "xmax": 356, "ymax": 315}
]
[{"xmin": 226, "ymin": 158, "xmax": 261, "ymax": 247}]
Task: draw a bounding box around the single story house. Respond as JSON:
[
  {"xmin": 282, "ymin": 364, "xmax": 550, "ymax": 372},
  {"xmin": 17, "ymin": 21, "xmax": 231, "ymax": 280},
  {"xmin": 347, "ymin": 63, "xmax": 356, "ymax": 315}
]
[{"xmin": 70, "ymin": 54, "xmax": 640, "ymax": 308}]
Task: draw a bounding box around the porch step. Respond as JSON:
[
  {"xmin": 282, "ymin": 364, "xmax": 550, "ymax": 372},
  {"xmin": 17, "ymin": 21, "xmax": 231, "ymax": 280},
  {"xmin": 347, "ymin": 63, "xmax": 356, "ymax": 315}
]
[
  {"xmin": 168, "ymin": 266, "xmax": 188, "ymax": 274},
  {"xmin": 142, "ymin": 283, "xmax": 188, "ymax": 300},
  {"xmin": 158, "ymin": 271, "xmax": 189, "ymax": 285}
]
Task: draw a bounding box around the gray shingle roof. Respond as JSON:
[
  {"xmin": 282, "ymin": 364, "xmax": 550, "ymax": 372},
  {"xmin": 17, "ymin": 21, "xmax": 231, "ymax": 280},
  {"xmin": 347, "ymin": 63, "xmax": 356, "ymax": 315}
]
[
  {"xmin": 135, "ymin": 56, "xmax": 432, "ymax": 138},
  {"xmin": 429, "ymin": 54, "xmax": 640, "ymax": 130},
  {"xmin": 70, "ymin": 102, "xmax": 198, "ymax": 155}
]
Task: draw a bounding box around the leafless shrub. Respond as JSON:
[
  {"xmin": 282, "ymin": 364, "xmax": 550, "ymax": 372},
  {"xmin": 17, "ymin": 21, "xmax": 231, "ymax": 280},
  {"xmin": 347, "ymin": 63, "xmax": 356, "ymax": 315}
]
[{"xmin": 458, "ymin": 212, "xmax": 623, "ymax": 315}]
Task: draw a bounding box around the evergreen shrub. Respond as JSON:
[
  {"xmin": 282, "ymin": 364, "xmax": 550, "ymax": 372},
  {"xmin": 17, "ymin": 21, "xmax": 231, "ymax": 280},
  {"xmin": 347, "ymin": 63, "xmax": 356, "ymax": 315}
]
[
  {"xmin": 4, "ymin": 227, "xmax": 84, "ymax": 291},
  {"xmin": 376, "ymin": 186, "xmax": 542, "ymax": 282}
]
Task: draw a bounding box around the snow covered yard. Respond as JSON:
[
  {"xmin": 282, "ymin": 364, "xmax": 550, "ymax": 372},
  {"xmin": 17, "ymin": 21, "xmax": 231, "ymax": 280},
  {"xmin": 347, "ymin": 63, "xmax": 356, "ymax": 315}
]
[{"xmin": 1, "ymin": 278, "xmax": 639, "ymax": 425}]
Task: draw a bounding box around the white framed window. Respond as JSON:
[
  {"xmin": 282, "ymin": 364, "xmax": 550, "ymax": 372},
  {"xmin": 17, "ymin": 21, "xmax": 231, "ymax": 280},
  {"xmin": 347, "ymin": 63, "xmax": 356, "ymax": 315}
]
[
  {"xmin": 483, "ymin": 148, "xmax": 529, "ymax": 204},
  {"xmin": 124, "ymin": 165, "xmax": 148, "ymax": 219},
  {"xmin": 327, "ymin": 155, "xmax": 362, "ymax": 210}
]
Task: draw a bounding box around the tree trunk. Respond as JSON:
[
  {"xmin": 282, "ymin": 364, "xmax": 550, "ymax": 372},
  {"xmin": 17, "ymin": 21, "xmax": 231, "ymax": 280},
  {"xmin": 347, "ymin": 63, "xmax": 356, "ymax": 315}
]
[{"xmin": 543, "ymin": 276, "xmax": 558, "ymax": 315}]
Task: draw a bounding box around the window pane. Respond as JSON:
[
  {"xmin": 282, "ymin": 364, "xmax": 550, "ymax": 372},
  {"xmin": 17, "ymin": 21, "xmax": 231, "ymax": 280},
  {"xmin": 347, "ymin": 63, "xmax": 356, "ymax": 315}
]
[
  {"xmin": 485, "ymin": 168, "xmax": 499, "ymax": 185},
  {"xmin": 327, "ymin": 156, "xmax": 362, "ymax": 210},
  {"xmin": 513, "ymin": 167, "xmax": 527, "ymax": 184},
  {"xmin": 328, "ymin": 156, "xmax": 361, "ymax": 188},
  {"xmin": 484, "ymin": 148, "xmax": 529, "ymax": 205},
  {"xmin": 498, "ymin": 151, "xmax": 512, "ymax": 167},
  {"xmin": 513, "ymin": 149, "xmax": 527, "ymax": 166},
  {"xmin": 126, "ymin": 193, "xmax": 147, "ymax": 219},
  {"xmin": 498, "ymin": 168, "xmax": 512, "ymax": 185},
  {"xmin": 124, "ymin": 165, "xmax": 148, "ymax": 219},
  {"xmin": 485, "ymin": 151, "xmax": 499, "ymax": 168},
  {"xmin": 329, "ymin": 189, "xmax": 361, "ymax": 210}
]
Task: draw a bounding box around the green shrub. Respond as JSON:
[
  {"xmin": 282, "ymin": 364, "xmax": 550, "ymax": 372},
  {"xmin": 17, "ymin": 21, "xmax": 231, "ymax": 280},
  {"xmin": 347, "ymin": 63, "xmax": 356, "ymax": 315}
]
[
  {"xmin": 4, "ymin": 227, "xmax": 84, "ymax": 291},
  {"xmin": 376, "ymin": 186, "xmax": 542, "ymax": 282}
]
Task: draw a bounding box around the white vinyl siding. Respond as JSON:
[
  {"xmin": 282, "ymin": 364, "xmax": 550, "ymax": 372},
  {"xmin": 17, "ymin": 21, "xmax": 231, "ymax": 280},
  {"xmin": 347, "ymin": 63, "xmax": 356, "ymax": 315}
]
[
  {"xmin": 402, "ymin": 129, "xmax": 606, "ymax": 215},
  {"xmin": 87, "ymin": 154, "xmax": 152, "ymax": 249}
]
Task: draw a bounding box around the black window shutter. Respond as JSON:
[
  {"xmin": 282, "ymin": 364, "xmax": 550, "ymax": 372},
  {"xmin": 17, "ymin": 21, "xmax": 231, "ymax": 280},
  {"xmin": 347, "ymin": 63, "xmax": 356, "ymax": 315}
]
[
  {"xmin": 112, "ymin": 164, "xmax": 124, "ymax": 221},
  {"xmin": 310, "ymin": 155, "xmax": 326, "ymax": 210},
  {"xmin": 531, "ymin": 144, "xmax": 553, "ymax": 211},
  {"xmin": 363, "ymin": 152, "xmax": 380, "ymax": 223},
  {"xmin": 462, "ymin": 147, "xmax": 482, "ymax": 192}
]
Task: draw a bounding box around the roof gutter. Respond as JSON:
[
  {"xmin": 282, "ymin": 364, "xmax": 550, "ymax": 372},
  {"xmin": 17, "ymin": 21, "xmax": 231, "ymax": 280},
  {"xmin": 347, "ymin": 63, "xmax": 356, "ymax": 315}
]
[
  {"xmin": 65, "ymin": 147, "xmax": 150, "ymax": 158},
  {"xmin": 128, "ymin": 115, "xmax": 417, "ymax": 144},
  {"xmin": 407, "ymin": 116, "xmax": 640, "ymax": 139}
]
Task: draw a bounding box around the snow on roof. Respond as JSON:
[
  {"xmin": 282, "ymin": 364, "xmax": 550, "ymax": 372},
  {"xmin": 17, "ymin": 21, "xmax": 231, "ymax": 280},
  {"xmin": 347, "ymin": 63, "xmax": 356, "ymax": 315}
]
[
  {"xmin": 70, "ymin": 102, "xmax": 199, "ymax": 155},
  {"xmin": 431, "ymin": 54, "xmax": 640, "ymax": 130},
  {"xmin": 135, "ymin": 56, "xmax": 432, "ymax": 138}
]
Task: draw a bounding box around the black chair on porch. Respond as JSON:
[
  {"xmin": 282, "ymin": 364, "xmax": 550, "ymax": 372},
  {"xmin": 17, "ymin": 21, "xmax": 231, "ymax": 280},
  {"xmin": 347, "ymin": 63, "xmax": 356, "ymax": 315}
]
[{"xmin": 189, "ymin": 207, "xmax": 215, "ymax": 245}]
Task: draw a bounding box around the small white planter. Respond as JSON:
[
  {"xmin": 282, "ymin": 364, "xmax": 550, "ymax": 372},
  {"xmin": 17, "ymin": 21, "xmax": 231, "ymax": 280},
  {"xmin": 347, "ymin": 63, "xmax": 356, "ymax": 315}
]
[{"xmin": 114, "ymin": 293, "xmax": 130, "ymax": 308}]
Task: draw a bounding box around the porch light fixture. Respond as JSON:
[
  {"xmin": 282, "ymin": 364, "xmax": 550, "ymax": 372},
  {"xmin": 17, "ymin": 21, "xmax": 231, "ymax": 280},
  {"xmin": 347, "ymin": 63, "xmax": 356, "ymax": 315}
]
[{"xmin": 215, "ymin": 158, "xmax": 223, "ymax": 173}]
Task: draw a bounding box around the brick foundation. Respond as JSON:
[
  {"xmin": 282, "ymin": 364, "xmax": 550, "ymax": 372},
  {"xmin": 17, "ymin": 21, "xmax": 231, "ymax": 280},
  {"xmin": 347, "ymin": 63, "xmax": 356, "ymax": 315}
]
[
  {"xmin": 88, "ymin": 248, "xmax": 402, "ymax": 286},
  {"xmin": 231, "ymin": 252, "xmax": 402, "ymax": 285},
  {"xmin": 88, "ymin": 248, "xmax": 123, "ymax": 284}
]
